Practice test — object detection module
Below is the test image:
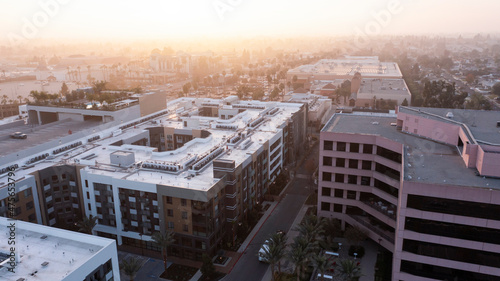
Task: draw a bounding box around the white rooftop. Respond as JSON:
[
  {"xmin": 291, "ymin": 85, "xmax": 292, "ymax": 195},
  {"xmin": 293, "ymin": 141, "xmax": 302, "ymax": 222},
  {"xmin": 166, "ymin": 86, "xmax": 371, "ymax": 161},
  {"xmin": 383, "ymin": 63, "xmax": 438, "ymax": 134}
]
[
  {"xmin": 288, "ymin": 56, "xmax": 402, "ymax": 78},
  {"xmin": 2, "ymin": 98, "xmax": 303, "ymax": 194},
  {"xmin": 0, "ymin": 218, "xmax": 115, "ymax": 281}
]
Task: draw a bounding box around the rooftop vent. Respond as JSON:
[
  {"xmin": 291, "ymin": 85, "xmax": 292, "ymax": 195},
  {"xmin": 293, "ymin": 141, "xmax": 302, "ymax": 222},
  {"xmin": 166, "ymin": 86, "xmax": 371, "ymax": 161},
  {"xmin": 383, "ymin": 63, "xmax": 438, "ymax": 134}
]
[
  {"xmin": 40, "ymin": 235, "xmax": 47, "ymax": 239},
  {"xmin": 41, "ymin": 261, "xmax": 49, "ymax": 267},
  {"xmin": 446, "ymin": 112, "xmax": 454, "ymax": 118}
]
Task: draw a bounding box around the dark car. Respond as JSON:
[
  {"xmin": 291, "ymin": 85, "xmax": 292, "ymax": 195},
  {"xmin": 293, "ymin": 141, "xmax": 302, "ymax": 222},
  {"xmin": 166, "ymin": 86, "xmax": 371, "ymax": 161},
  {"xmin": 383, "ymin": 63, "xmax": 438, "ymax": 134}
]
[{"xmin": 10, "ymin": 132, "xmax": 27, "ymax": 139}]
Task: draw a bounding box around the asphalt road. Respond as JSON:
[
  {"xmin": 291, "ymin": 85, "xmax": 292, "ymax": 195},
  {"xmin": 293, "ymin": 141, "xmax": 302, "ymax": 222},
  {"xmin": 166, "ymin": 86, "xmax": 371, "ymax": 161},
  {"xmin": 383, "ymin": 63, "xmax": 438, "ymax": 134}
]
[{"xmin": 224, "ymin": 143, "xmax": 318, "ymax": 281}]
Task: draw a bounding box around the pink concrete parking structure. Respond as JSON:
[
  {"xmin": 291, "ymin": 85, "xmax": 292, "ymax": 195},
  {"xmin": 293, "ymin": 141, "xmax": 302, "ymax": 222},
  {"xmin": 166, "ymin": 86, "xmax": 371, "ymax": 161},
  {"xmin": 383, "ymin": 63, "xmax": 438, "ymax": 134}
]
[{"xmin": 318, "ymin": 107, "xmax": 500, "ymax": 281}]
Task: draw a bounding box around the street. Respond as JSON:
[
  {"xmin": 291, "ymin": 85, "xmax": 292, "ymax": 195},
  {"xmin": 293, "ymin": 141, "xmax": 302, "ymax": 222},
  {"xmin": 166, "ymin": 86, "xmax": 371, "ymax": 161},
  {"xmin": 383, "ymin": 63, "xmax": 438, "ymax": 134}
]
[{"xmin": 224, "ymin": 142, "xmax": 318, "ymax": 281}]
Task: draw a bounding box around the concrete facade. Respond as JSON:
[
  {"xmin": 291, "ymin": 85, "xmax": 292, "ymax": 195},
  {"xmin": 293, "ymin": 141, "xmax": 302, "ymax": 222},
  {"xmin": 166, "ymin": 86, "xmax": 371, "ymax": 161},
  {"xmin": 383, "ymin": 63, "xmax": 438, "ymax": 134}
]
[{"xmin": 318, "ymin": 107, "xmax": 500, "ymax": 281}]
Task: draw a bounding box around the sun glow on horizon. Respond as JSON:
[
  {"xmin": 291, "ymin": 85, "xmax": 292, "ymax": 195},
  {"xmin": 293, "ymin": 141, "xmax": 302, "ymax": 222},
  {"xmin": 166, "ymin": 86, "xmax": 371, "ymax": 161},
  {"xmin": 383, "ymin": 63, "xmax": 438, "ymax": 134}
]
[{"xmin": 1, "ymin": 0, "xmax": 500, "ymax": 43}]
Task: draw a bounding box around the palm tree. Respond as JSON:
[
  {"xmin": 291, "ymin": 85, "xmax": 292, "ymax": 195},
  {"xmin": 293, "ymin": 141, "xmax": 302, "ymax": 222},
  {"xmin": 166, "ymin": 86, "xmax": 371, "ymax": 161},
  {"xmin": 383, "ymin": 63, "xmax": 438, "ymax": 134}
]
[
  {"xmin": 336, "ymin": 258, "xmax": 362, "ymax": 281},
  {"xmin": 76, "ymin": 215, "xmax": 97, "ymax": 234},
  {"xmin": 295, "ymin": 214, "xmax": 325, "ymax": 243},
  {"xmin": 1, "ymin": 94, "xmax": 7, "ymax": 105},
  {"xmin": 260, "ymin": 233, "xmax": 287, "ymax": 280},
  {"xmin": 120, "ymin": 256, "xmax": 142, "ymax": 281},
  {"xmin": 17, "ymin": 95, "xmax": 22, "ymax": 103},
  {"xmin": 288, "ymin": 236, "xmax": 312, "ymax": 281},
  {"xmin": 312, "ymin": 253, "xmax": 335, "ymax": 281},
  {"xmin": 151, "ymin": 231, "xmax": 175, "ymax": 272}
]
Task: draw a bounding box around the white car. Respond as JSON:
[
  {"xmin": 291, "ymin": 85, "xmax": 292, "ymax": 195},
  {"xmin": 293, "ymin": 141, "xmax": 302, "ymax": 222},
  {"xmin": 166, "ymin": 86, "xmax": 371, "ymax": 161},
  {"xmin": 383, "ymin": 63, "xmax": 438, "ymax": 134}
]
[{"xmin": 258, "ymin": 240, "xmax": 270, "ymax": 262}]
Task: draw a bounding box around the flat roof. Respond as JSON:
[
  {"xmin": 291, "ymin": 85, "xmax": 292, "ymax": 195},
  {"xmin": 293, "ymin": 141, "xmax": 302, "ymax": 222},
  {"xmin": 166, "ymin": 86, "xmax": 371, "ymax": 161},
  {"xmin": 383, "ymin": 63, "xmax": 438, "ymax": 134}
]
[
  {"xmin": 358, "ymin": 79, "xmax": 411, "ymax": 99},
  {"xmin": 288, "ymin": 56, "xmax": 402, "ymax": 78},
  {"xmin": 0, "ymin": 218, "xmax": 112, "ymax": 281},
  {"xmin": 399, "ymin": 107, "xmax": 500, "ymax": 145},
  {"xmin": 3, "ymin": 98, "xmax": 303, "ymax": 194},
  {"xmin": 323, "ymin": 113, "xmax": 500, "ymax": 189}
]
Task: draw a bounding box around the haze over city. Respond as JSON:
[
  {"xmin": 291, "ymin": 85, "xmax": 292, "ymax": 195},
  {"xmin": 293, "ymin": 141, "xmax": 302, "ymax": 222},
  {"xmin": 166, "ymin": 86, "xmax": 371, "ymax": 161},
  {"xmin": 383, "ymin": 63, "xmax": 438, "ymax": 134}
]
[{"xmin": 1, "ymin": 1, "xmax": 500, "ymax": 281}]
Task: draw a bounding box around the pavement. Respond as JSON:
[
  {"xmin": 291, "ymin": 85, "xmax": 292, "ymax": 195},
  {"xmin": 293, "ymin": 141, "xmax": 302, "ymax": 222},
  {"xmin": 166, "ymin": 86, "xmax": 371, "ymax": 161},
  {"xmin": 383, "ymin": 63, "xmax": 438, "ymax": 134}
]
[{"xmin": 223, "ymin": 141, "xmax": 319, "ymax": 281}]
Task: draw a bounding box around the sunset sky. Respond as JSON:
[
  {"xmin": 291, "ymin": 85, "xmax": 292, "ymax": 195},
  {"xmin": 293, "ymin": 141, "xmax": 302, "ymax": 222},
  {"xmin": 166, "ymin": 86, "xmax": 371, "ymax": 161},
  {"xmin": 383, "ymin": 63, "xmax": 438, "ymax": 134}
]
[{"xmin": 1, "ymin": 0, "xmax": 499, "ymax": 42}]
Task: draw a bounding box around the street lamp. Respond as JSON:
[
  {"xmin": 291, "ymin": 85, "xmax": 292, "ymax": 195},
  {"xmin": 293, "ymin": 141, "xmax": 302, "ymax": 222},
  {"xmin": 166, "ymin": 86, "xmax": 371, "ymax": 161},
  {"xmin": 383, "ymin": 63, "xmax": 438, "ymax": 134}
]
[
  {"xmin": 338, "ymin": 242, "xmax": 342, "ymax": 251},
  {"xmin": 354, "ymin": 252, "xmax": 358, "ymax": 260}
]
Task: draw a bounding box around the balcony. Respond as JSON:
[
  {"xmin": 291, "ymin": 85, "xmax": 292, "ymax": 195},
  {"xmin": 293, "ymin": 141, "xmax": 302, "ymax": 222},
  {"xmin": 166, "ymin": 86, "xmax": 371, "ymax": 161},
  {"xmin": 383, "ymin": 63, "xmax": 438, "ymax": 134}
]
[
  {"xmin": 360, "ymin": 200, "xmax": 397, "ymax": 220},
  {"xmin": 348, "ymin": 214, "xmax": 395, "ymax": 243}
]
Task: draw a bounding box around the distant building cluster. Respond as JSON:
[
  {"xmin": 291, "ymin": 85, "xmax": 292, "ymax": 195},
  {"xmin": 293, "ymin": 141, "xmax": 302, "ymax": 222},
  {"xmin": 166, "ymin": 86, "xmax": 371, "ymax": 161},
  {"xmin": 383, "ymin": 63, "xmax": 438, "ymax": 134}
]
[
  {"xmin": 288, "ymin": 56, "xmax": 411, "ymax": 107},
  {"xmin": 318, "ymin": 107, "xmax": 500, "ymax": 280}
]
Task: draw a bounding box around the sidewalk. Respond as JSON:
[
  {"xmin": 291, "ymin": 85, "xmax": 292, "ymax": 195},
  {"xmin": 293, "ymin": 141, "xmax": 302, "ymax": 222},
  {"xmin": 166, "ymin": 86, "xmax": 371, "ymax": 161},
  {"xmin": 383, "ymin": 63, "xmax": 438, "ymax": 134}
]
[
  {"xmin": 237, "ymin": 201, "xmax": 278, "ymax": 253},
  {"xmin": 261, "ymin": 204, "xmax": 309, "ymax": 281},
  {"xmin": 189, "ymin": 200, "xmax": 279, "ymax": 281}
]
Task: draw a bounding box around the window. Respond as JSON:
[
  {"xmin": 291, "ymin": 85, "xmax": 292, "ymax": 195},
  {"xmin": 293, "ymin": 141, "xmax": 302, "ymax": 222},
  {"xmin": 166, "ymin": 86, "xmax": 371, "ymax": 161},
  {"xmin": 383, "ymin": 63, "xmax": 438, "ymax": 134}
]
[
  {"xmin": 321, "ymin": 202, "xmax": 331, "ymax": 211},
  {"xmin": 337, "ymin": 142, "xmax": 346, "ymax": 152},
  {"xmin": 336, "ymin": 158, "xmax": 345, "ymax": 167},
  {"xmin": 167, "ymin": 209, "xmax": 173, "ymax": 217},
  {"xmin": 335, "ymin": 174, "xmax": 344, "ymax": 183},
  {"xmin": 324, "ymin": 140, "xmax": 333, "ymax": 150},
  {"xmin": 350, "ymin": 143, "xmax": 359, "ymax": 153},
  {"xmin": 168, "ymin": 222, "xmax": 174, "ymax": 229},
  {"xmin": 347, "ymin": 190, "xmax": 356, "ymax": 199},
  {"xmin": 166, "ymin": 196, "xmax": 173, "ymax": 204},
  {"xmin": 322, "ymin": 172, "xmax": 332, "ymax": 182},
  {"xmin": 363, "ymin": 144, "xmax": 373, "ymax": 154},
  {"xmin": 348, "ymin": 159, "xmax": 358, "ymax": 169},
  {"xmin": 334, "ymin": 189, "xmax": 343, "ymax": 198},
  {"xmin": 361, "ymin": 176, "xmax": 371, "ymax": 186},
  {"xmin": 322, "ymin": 187, "xmax": 331, "ymax": 197},
  {"xmin": 26, "ymin": 201, "xmax": 34, "ymax": 210},
  {"xmin": 85, "ymin": 180, "xmax": 88, "ymax": 187},
  {"xmin": 181, "ymin": 199, "xmax": 187, "ymax": 206},
  {"xmin": 182, "ymin": 211, "xmax": 188, "ymax": 219},
  {"xmin": 28, "ymin": 213, "xmax": 36, "ymax": 222},
  {"xmin": 348, "ymin": 175, "xmax": 357, "ymax": 184},
  {"xmin": 362, "ymin": 160, "xmax": 372, "ymax": 170},
  {"xmin": 323, "ymin": 156, "xmax": 332, "ymax": 166},
  {"xmin": 24, "ymin": 189, "xmax": 32, "ymax": 198},
  {"xmin": 334, "ymin": 204, "xmax": 343, "ymax": 213},
  {"xmin": 183, "ymin": 224, "xmax": 189, "ymax": 232}
]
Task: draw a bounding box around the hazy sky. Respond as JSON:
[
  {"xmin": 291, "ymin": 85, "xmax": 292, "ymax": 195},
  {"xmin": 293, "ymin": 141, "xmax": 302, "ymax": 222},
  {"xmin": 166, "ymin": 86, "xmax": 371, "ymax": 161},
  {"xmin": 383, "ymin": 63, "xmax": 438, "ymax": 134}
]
[{"xmin": 1, "ymin": 0, "xmax": 499, "ymax": 43}]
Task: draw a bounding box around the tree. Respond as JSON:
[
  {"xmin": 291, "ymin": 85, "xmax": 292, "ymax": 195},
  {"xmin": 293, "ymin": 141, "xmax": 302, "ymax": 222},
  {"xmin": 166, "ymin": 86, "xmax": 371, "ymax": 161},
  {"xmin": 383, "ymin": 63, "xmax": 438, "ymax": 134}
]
[
  {"xmin": 182, "ymin": 82, "xmax": 192, "ymax": 95},
  {"xmin": 292, "ymin": 75, "xmax": 298, "ymax": 82},
  {"xmin": 313, "ymin": 253, "xmax": 335, "ymax": 281},
  {"xmin": 260, "ymin": 233, "xmax": 287, "ymax": 280},
  {"xmin": 76, "ymin": 215, "xmax": 97, "ymax": 234},
  {"xmin": 1, "ymin": 94, "xmax": 7, "ymax": 105},
  {"xmin": 151, "ymin": 231, "xmax": 175, "ymax": 272},
  {"xmin": 270, "ymin": 86, "xmax": 280, "ymax": 100},
  {"xmin": 17, "ymin": 95, "xmax": 23, "ymax": 104},
  {"xmin": 336, "ymin": 258, "xmax": 362, "ymax": 281},
  {"xmin": 200, "ymin": 254, "xmax": 216, "ymax": 279},
  {"xmin": 120, "ymin": 257, "xmax": 142, "ymax": 281},
  {"xmin": 252, "ymin": 87, "xmax": 265, "ymax": 100},
  {"xmin": 60, "ymin": 82, "xmax": 69, "ymax": 97},
  {"xmin": 465, "ymin": 73, "xmax": 475, "ymax": 84},
  {"xmin": 344, "ymin": 226, "xmax": 367, "ymax": 247},
  {"xmin": 295, "ymin": 215, "xmax": 325, "ymax": 244},
  {"xmin": 288, "ymin": 236, "xmax": 313, "ymax": 281},
  {"xmin": 401, "ymin": 98, "xmax": 409, "ymax": 106},
  {"xmin": 492, "ymin": 82, "xmax": 500, "ymax": 97}
]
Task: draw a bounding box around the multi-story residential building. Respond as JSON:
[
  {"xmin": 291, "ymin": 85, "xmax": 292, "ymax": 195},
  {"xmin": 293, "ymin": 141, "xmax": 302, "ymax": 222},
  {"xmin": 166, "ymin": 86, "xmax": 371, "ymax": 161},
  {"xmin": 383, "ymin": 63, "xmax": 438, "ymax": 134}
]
[
  {"xmin": 0, "ymin": 217, "xmax": 120, "ymax": 281},
  {"xmin": 318, "ymin": 107, "xmax": 500, "ymax": 280},
  {"xmin": 0, "ymin": 97, "xmax": 307, "ymax": 261}
]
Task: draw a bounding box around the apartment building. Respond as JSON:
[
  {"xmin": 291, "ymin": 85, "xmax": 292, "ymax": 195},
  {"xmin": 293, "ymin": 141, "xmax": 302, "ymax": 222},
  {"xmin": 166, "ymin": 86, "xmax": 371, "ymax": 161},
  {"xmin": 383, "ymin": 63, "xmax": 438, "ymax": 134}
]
[
  {"xmin": 0, "ymin": 217, "xmax": 120, "ymax": 281},
  {"xmin": 318, "ymin": 107, "xmax": 500, "ymax": 280},
  {"xmin": 0, "ymin": 97, "xmax": 307, "ymax": 261}
]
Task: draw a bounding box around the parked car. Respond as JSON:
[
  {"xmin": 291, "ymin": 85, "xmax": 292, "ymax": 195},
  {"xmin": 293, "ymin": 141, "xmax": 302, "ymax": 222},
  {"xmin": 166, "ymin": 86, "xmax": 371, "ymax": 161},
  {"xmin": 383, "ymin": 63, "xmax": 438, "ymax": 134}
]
[{"xmin": 10, "ymin": 132, "xmax": 27, "ymax": 139}]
